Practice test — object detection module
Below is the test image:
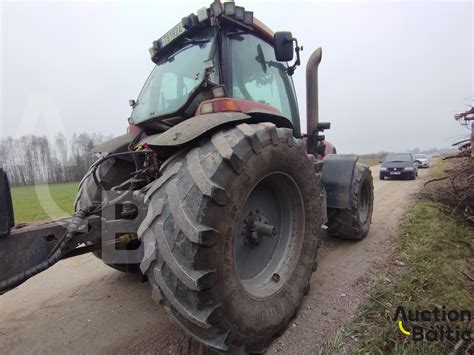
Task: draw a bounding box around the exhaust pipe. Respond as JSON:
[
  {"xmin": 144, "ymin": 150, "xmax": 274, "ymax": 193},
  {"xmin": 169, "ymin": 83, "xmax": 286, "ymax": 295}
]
[{"xmin": 306, "ymin": 47, "xmax": 323, "ymax": 155}]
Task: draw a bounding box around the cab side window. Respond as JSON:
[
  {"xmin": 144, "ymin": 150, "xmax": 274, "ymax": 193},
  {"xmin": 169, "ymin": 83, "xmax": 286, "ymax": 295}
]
[{"xmin": 230, "ymin": 34, "xmax": 298, "ymax": 124}]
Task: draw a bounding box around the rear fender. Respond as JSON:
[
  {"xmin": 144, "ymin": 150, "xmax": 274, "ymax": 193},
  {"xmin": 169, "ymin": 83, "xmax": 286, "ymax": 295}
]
[
  {"xmin": 321, "ymin": 154, "xmax": 359, "ymax": 209},
  {"xmin": 141, "ymin": 111, "xmax": 294, "ymax": 147},
  {"xmin": 141, "ymin": 112, "xmax": 251, "ymax": 147}
]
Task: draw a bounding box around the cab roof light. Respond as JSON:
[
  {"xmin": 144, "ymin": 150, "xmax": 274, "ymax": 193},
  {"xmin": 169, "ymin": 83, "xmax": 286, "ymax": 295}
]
[
  {"xmin": 196, "ymin": 7, "xmax": 209, "ymax": 22},
  {"xmin": 210, "ymin": 0, "xmax": 223, "ymax": 17},
  {"xmin": 149, "ymin": 46, "xmax": 158, "ymax": 58},
  {"xmin": 234, "ymin": 6, "xmax": 245, "ymax": 21},
  {"xmin": 224, "ymin": 1, "xmax": 235, "ymax": 16},
  {"xmin": 243, "ymin": 11, "xmax": 253, "ymax": 25},
  {"xmin": 181, "ymin": 14, "xmax": 198, "ymax": 29}
]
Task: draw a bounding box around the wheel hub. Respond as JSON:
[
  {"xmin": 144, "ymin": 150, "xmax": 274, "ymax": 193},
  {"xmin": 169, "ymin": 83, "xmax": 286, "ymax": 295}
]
[{"xmin": 241, "ymin": 210, "xmax": 278, "ymax": 246}]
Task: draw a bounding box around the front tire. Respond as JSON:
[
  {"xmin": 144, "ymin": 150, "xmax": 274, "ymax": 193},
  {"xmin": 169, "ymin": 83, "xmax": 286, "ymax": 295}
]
[
  {"xmin": 327, "ymin": 163, "xmax": 374, "ymax": 240},
  {"xmin": 139, "ymin": 123, "xmax": 322, "ymax": 352}
]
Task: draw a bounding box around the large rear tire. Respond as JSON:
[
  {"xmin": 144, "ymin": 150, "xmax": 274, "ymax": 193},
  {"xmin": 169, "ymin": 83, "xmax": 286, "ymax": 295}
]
[
  {"xmin": 327, "ymin": 163, "xmax": 374, "ymax": 240},
  {"xmin": 139, "ymin": 123, "xmax": 322, "ymax": 352}
]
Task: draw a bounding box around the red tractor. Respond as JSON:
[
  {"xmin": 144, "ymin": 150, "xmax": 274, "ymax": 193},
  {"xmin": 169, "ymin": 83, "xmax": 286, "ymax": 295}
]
[{"xmin": 0, "ymin": 2, "xmax": 373, "ymax": 352}]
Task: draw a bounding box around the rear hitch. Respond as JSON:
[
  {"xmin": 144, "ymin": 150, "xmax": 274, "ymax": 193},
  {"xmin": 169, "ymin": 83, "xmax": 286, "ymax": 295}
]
[{"xmin": 0, "ymin": 180, "xmax": 146, "ymax": 294}]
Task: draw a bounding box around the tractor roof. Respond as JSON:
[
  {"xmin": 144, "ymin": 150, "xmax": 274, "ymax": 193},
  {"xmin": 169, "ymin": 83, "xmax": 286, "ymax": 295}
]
[
  {"xmin": 149, "ymin": 1, "xmax": 275, "ymax": 63},
  {"xmin": 253, "ymin": 17, "xmax": 274, "ymax": 43}
]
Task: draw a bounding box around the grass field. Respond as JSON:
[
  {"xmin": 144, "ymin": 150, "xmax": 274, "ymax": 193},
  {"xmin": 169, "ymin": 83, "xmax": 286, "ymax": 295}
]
[{"xmin": 11, "ymin": 183, "xmax": 78, "ymax": 223}]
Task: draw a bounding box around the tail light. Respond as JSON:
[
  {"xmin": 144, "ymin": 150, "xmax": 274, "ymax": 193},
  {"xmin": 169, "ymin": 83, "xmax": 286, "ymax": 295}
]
[
  {"xmin": 198, "ymin": 98, "xmax": 242, "ymax": 115},
  {"xmin": 196, "ymin": 98, "xmax": 282, "ymax": 116}
]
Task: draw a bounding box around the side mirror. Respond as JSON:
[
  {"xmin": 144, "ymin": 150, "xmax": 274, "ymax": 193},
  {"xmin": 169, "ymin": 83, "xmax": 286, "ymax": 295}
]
[
  {"xmin": 379, "ymin": 160, "xmax": 383, "ymax": 164},
  {"xmin": 0, "ymin": 168, "xmax": 14, "ymax": 236},
  {"xmin": 274, "ymin": 31, "xmax": 294, "ymax": 62}
]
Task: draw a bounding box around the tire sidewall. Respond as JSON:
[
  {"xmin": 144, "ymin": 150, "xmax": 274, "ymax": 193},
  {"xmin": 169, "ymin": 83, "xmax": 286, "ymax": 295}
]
[{"xmin": 354, "ymin": 165, "xmax": 373, "ymax": 238}]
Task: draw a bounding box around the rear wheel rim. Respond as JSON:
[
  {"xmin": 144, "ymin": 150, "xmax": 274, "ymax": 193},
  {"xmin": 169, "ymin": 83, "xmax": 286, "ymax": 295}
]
[{"xmin": 234, "ymin": 172, "xmax": 305, "ymax": 299}]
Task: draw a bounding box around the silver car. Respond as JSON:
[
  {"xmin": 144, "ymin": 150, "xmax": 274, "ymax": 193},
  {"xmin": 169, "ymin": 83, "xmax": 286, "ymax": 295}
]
[{"xmin": 414, "ymin": 154, "xmax": 430, "ymax": 168}]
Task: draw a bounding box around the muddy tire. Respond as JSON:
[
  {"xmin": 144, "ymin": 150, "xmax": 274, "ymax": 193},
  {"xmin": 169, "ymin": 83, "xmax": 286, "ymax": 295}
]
[
  {"xmin": 327, "ymin": 163, "xmax": 374, "ymax": 240},
  {"xmin": 75, "ymin": 160, "xmax": 141, "ymax": 273},
  {"xmin": 138, "ymin": 123, "xmax": 322, "ymax": 353}
]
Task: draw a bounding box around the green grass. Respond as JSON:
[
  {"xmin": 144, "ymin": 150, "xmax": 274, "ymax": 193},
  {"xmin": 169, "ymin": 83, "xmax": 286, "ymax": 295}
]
[
  {"xmin": 322, "ymin": 164, "xmax": 474, "ymax": 354},
  {"xmin": 11, "ymin": 183, "xmax": 78, "ymax": 223}
]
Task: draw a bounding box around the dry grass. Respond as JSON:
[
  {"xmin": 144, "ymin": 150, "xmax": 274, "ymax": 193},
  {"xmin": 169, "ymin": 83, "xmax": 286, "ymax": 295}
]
[
  {"xmin": 321, "ymin": 162, "xmax": 474, "ymax": 354},
  {"xmin": 422, "ymin": 157, "xmax": 473, "ymax": 226}
]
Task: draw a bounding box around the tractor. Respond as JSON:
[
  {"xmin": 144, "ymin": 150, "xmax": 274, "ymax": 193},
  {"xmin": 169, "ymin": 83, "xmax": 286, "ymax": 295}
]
[{"xmin": 0, "ymin": 1, "xmax": 374, "ymax": 353}]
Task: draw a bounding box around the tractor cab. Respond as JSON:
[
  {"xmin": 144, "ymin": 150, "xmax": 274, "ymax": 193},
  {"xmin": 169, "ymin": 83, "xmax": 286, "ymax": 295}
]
[{"xmin": 129, "ymin": 1, "xmax": 302, "ymax": 136}]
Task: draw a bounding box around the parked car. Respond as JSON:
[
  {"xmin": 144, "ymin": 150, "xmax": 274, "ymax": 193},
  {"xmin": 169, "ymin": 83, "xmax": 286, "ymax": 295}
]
[
  {"xmin": 414, "ymin": 154, "xmax": 430, "ymax": 168},
  {"xmin": 379, "ymin": 153, "xmax": 419, "ymax": 180}
]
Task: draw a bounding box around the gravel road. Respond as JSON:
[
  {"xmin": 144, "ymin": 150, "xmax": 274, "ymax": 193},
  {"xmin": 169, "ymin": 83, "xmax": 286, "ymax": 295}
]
[{"xmin": 0, "ymin": 165, "xmax": 431, "ymax": 354}]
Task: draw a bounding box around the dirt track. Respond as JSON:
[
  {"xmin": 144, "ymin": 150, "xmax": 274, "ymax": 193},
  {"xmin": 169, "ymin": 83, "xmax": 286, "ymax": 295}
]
[{"xmin": 0, "ymin": 165, "xmax": 431, "ymax": 354}]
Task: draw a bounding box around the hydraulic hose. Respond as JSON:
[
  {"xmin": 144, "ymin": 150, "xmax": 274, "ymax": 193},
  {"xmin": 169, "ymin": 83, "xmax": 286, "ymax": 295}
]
[
  {"xmin": 1, "ymin": 150, "xmax": 154, "ymax": 294},
  {"xmin": 0, "ymin": 207, "xmax": 94, "ymax": 294}
]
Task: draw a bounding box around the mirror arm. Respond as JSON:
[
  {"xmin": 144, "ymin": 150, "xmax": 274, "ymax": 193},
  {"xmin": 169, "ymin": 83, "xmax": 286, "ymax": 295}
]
[{"xmin": 287, "ymin": 38, "xmax": 302, "ymax": 76}]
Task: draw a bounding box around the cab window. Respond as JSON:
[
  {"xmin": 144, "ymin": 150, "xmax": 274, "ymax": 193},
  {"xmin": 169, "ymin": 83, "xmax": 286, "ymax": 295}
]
[{"xmin": 229, "ymin": 33, "xmax": 299, "ymax": 126}]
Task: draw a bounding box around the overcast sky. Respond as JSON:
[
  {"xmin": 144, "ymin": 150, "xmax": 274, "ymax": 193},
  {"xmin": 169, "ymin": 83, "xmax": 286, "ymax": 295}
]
[{"xmin": 1, "ymin": 0, "xmax": 472, "ymax": 154}]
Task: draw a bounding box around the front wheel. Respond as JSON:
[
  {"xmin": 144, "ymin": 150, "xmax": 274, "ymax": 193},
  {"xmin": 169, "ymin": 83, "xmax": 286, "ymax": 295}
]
[
  {"xmin": 327, "ymin": 163, "xmax": 374, "ymax": 240},
  {"xmin": 139, "ymin": 123, "xmax": 322, "ymax": 352}
]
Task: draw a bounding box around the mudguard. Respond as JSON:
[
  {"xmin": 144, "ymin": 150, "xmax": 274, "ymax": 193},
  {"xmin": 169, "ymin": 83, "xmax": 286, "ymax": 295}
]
[
  {"xmin": 321, "ymin": 154, "xmax": 359, "ymax": 209},
  {"xmin": 92, "ymin": 134, "xmax": 136, "ymax": 153},
  {"xmin": 94, "ymin": 111, "xmax": 291, "ymax": 152},
  {"xmin": 0, "ymin": 168, "xmax": 14, "ymax": 236},
  {"xmin": 141, "ymin": 112, "xmax": 250, "ymax": 147}
]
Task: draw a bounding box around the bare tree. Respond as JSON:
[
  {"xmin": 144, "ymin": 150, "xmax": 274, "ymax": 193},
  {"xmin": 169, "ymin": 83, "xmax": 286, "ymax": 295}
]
[{"xmin": 0, "ymin": 133, "xmax": 108, "ymax": 187}]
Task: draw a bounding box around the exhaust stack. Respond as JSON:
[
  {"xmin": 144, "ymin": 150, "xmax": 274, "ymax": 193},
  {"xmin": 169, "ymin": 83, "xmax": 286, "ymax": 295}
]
[{"xmin": 306, "ymin": 47, "xmax": 323, "ymax": 154}]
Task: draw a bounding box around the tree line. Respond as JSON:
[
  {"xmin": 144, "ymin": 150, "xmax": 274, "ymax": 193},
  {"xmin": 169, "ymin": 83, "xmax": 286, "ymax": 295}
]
[{"xmin": 0, "ymin": 133, "xmax": 110, "ymax": 187}]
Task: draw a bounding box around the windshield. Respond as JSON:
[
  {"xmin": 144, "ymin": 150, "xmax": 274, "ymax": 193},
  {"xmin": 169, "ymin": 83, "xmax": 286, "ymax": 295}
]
[
  {"xmin": 130, "ymin": 28, "xmax": 216, "ymax": 124},
  {"xmin": 415, "ymin": 154, "xmax": 427, "ymax": 159},
  {"xmin": 384, "ymin": 153, "xmax": 412, "ymax": 162},
  {"xmin": 230, "ymin": 33, "xmax": 299, "ymax": 125}
]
